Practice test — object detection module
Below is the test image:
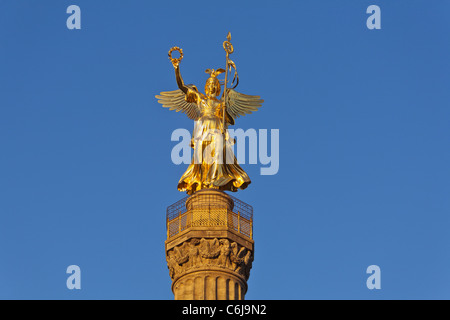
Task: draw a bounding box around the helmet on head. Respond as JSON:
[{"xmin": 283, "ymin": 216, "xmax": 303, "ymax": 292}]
[{"xmin": 204, "ymin": 68, "xmax": 225, "ymax": 96}]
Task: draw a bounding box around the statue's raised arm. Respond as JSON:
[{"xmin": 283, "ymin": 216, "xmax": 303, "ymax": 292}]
[{"xmin": 155, "ymin": 47, "xmax": 201, "ymax": 120}]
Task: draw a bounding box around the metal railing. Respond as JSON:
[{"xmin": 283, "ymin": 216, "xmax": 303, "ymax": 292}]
[{"xmin": 166, "ymin": 193, "xmax": 253, "ymax": 239}]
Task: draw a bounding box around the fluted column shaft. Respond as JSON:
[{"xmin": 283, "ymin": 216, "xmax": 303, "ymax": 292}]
[{"xmin": 173, "ymin": 270, "xmax": 246, "ymax": 300}]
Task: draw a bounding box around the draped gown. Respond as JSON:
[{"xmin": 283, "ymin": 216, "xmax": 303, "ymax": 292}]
[{"xmin": 177, "ymin": 90, "xmax": 250, "ymax": 195}]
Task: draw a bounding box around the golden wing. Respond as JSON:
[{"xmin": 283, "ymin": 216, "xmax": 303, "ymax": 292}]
[
  {"xmin": 226, "ymin": 88, "xmax": 263, "ymax": 120},
  {"xmin": 155, "ymin": 85, "xmax": 201, "ymax": 120}
]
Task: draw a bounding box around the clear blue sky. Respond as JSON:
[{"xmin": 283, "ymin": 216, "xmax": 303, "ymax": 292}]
[{"xmin": 0, "ymin": 0, "xmax": 449, "ymax": 299}]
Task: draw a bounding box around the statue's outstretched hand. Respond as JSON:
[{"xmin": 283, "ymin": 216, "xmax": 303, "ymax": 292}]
[{"xmin": 168, "ymin": 47, "xmax": 183, "ymax": 68}]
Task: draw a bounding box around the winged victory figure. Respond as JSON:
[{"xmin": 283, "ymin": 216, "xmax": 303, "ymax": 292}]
[{"xmin": 156, "ymin": 34, "xmax": 263, "ymax": 195}]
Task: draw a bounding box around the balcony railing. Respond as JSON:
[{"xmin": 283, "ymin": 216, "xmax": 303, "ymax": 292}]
[{"xmin": 166, "ymin": 193, "xmax": 253, "ymax": 240}]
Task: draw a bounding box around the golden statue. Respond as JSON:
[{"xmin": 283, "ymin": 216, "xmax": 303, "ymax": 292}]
[{"xmin": 156, "ymin": 33, "xmax": 263, "ymax": 195}]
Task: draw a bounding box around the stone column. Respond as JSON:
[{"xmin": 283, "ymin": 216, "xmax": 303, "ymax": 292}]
[{"xmin": 165, "ymin": 190, "xmax": 254, "ymax": 300}]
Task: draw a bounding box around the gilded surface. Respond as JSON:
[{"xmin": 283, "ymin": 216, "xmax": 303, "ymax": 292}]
[{"xmin": 156, "ymin": 33, "xmax": 263, "ymax": 194}]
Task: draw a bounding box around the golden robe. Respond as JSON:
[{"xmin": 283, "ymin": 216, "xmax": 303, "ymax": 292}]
[{"xmin": 178, "ymin": 91, "xmax": 250, "ymax": 194}]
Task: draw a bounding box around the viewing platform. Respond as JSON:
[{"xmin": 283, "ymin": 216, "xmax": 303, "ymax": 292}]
[{"xmin": 166, "ymin": 189, "xmax": 253, "ymax": 241}]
